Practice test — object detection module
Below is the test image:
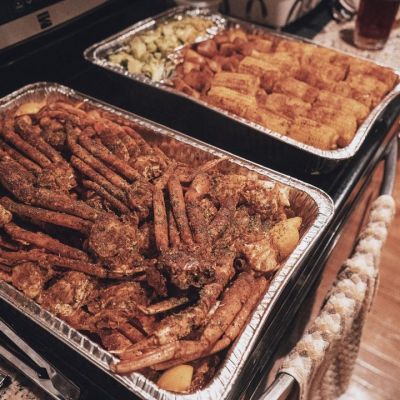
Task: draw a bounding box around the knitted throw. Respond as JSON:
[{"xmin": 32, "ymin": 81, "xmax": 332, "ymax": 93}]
[{"xmin": 278, "ymin": 195, "xmax": 396, "ymax": 400}]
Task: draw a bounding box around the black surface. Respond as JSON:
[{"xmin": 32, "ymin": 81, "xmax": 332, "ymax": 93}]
[{"xmin": 0, "ymin": 0, "xmax": 398, "ymax": 399}]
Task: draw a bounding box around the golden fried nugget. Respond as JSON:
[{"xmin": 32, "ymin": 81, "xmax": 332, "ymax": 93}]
[
  {"xmin": 314, "ymin": 90, "xmax": 369, "ymax": 123},
  {"xmin": 238, "ymin": 56, "xmax": 280, "ymax": 78},
  {"xmin": 263, "ymin": 93, "xmax": 311, "ymax": 119},
  {"xmin": 207, "ymin": 86, "xmax": 256, "ymax": 117},
  {"xmin": 275, "ymin": 40, "xmax": 314, "ymax": 58},
  {"xmin": 273, "ymin": 77, "xmax": 319, "ymax": 103},
  {"xmin": 288, "ymin": 116, "xmax": 338, "ymax": 150},
  {"xmin": 331, "ymin": 82, "xmax": 373, "ymax": 109},
  {"xmin": 212, "ymin": 72, "xmax": 260, "ymax": 96},
  {"xmin": 348, "ymin": 60, "xmax": 398, "ymax": 88},
  {"xmin": 245, "ymin": 106, "xmax": 291, "ymax": 135},
  {"xmin": 308, "ymin": 105, "xmax": 357, "ymax": 147}
]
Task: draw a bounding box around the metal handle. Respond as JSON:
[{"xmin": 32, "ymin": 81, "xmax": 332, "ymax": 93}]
[
  {"xmin": 0, "ymin": 318, "xmax": 80, "ymax": 400},
  {"xmin": 258, "ymin": 136, "xmax": 398, "ymax": 400}
]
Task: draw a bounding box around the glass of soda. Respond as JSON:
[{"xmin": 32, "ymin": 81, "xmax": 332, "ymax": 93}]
[{"xmin": 354, "ymin": 0, "xmax": 400, "ymax": 50}]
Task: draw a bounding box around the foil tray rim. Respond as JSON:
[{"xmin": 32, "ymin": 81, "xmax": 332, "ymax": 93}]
[
  {"xmin": 83, "ymin": 5, "xmax": 400, "ymax": 165},
  {"xmin": 0, "ymin": 82, "xmax": 334, "ymax": 400}
]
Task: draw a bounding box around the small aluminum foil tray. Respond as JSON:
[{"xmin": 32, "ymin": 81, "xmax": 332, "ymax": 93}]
[
  {"xmin": 84, "ymin": 6, "xmax": 400, "ymax": 174},
  {"xmin": 0, "ymin": 82, "xmax": 334, "ymax": 400}
]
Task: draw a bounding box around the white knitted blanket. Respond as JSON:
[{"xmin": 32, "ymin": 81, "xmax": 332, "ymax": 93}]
[{"xmin": 278, "ymin": 195, "xmax": 396, "ymax": 400}]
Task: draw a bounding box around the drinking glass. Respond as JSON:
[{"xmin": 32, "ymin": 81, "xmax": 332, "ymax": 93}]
[{"xmin": 354, "ymin": 0, "xmax": 400, "ymax": 50}]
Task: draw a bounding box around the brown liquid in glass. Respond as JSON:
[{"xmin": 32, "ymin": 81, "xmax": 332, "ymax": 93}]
[{"xmin": 355, "ymin": 0, "xmax": 399, "ymax": 48}]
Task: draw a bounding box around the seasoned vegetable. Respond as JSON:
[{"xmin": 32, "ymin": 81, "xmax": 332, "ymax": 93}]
[{"xmin": 108, "ymin": 17, "xmax": 213, "ymax": 81}]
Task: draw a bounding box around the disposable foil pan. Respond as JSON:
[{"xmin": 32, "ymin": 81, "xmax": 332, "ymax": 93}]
[
  {"xmin": 84, "ymin": 6, "xmax": 400, "ymax": 173},
  {"xmin": 0, "ymin": 82, "xmax": 334, "ymax": 400}
]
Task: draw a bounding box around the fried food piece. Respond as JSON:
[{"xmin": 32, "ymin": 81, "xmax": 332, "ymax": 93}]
[
  {"xmin": 245, "ymin": 106, "xmax": 291, "ymax": 135},
  {"xmin": 273, "ymin": 77, "xmax": 319, "ymax": 103},
  {"xmin": 206, "ymin": 86, "xmax": 256, "ymax": 117},
  {"xmin": 288, "ymin": 117, "xmax": 338, "ymax": 150},
  {"xmin": 262, "ymin": 93, "xmax": 311, "ymax": 119},
  {"xmin": 314, "ymin": 90, "xmax": 369, "ymax": 123},
  {"xmin": 308, "ymin": 105, "xmax": 357, "ymax": 147},
  {"xmin": 212, "ymin": 72, "xmax": 260, "ymax": 96}
]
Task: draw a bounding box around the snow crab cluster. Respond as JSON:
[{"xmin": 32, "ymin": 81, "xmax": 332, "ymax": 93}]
[{"xmin": 0, "ymin": 97, "xmax": 302, "ymax": 392}]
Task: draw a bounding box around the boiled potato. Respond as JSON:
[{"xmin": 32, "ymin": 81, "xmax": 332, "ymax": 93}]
[
  {"xmin": 270, "ymin": 217, "xmax": 302, "ymax": 259},
  {"xmin": 157, "ymin": 364, "xmax": 194, "ymax": 393},
  {"xmin": 15, "ymin": 100, "xmax": 46, "ymax": 116}
]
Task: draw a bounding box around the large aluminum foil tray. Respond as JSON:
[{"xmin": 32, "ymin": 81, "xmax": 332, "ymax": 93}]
[
  {"xmin": 84, "ymin": 6, "xmax": 400, "ymax": 173},
  {"xmin": 0, "ymin": 83, "xmax": 334, "ymax": 400}
]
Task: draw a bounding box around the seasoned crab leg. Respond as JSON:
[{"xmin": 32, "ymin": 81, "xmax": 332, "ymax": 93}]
[
  {"xmin": 70, "ymin": 156, "xmax": 127, "ymax": 203},
  {"xmin": 153, "ymin": 187, "xmax": 169, "ymax": 252},
  {"xmin": 1, "ymin": 117, "xmax": 52, "ymax": 167},
  {"xmin": 208, "ymin": 195, "xmax": 238, "ymax": 242},
  {"xmin": 168, "ymin": 175, "xmax": 193, "ymax": 246},
  {"xmin": 14, "ymin": 115, "xmax": 66, "ymax": 165},
  {"xmin": 0, "ymin": 197, "xmax": 91, "ymax": 234},
  {"xmin": 0, "ymin": 140, "xmax": 42, "ymax": 173},
  {"xmin": 0, "ymin": 160, "xmax": 99, "ymax": 221},
  {"xmin": 185, "ymin": 173, "xmax": 210, "ymax": 244},
  {"xmin": 0, "ymin": 249, "xmax": 142, "ymax": 279},
  {"xmin": 119, "ymin": 254, "xmax": 235, "ymax": 358},
  {"xmin": 168, "ymin": 209, "xmax": 180, "ymax": 248},
  {"xmin": 153, "ymin": 276, "xmax": 268, "ymax": 370},
  {"xmin": 136, "ymin": 297, "xmax": 189, "ymax": 315},
  {"xmin": 3, "ymin": 222, "xmax": 88, "ymax": 261},
  {"xmin": 79, "ymin": 127, "xmax": 143, "ymax": 182},
  {"xmin": 82, "ymin": 180, "xmax": 130, "ymax": 214},
  {"xmin": 111, "ymin": 272, "xmax": 254, "ymax": 373},
  {"xmin": 67, "ymin": 127, "xmax": 130, "ymax": 190}
]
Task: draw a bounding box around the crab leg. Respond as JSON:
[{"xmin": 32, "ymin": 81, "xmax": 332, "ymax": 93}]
[
  {"xmin": 119, "ymin": 281, "xmax": 226, "ymax": 359},
  {"xmin": 153, "ymin": 187, "xmax": 169, "ymax": 252},
  {"xmin": 3, "ymin": 222, "xmax": 88, "ymax": 261},
  {"xmin": 71, "ymin": 156, "xmax": 127, "ymax": 202},
  {"xmin": 112, "ymin": 273, "xmax": 254, "ymax": 372},
  {"xmin": 82, "ymin": 180, "xmax": 130, "ymax": 214},
  {"xmin": 1, "ymin": 121, "xmax": 52, "ymax": 167},
  {"xmin": 79, "ymin": 127, "xmax": 143, "ymax": 182},
  {"xmin": 136, "ymin": 297, "xmax": 189, "ymax": 315},
  {"xmin": 180, "ymin": 157, "xmax": 227, "ymax": 183},
  {"xmin": 168, "ymin": 209, "xmax": 180, "ymax": 248},
  {"xmin": 0, "ymin": 197, "xmax": 91, "ymax": 234},
  {"xmin": 155, "ymin": 161, "xmax": 176, "ymax": 190},
  {"xmin": 185, "ymin": 173, "xmax": 210, "ymax": 244},
  {"xmin": 14, "ymin": 115, "xmax": 65, "ymax": 164},
  {"xmin": 168, "ymin": 175, "xmax": 193, "ymax": 246},
  {"xmin": 153, "ymin": 276, "xmax": 268, "ymax": 370},
  {"xmin": 0, "ymin": 249, "xmax": 131, "ymax": 279},
  {"xmin": 67, "ymin": 127, "xmax": 130, "ymax": 190},
  {"xmin": 209, "ymin": 195, "xmax": 238, "ymax": 242},
  {"xmin": 0, "ymin": 140, "xmax": 42, "ymax": 173},
  {"xmin": 0, "ymin": 162, "xmax": 99, "ymax": 221}
]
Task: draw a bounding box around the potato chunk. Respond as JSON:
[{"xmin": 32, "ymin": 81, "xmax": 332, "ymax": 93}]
[
  {"xmin": 157, "ymin": 364, "xmax": 194, "ymax": 392},
  {"xmin": 270, "ymin": 217, "xmax": 302, "ymax": 260}
]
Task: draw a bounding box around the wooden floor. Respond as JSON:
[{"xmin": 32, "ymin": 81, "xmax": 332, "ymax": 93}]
[{"xmin": 339, "ymin": 157, "xmax": 400, "ymax": 399}]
